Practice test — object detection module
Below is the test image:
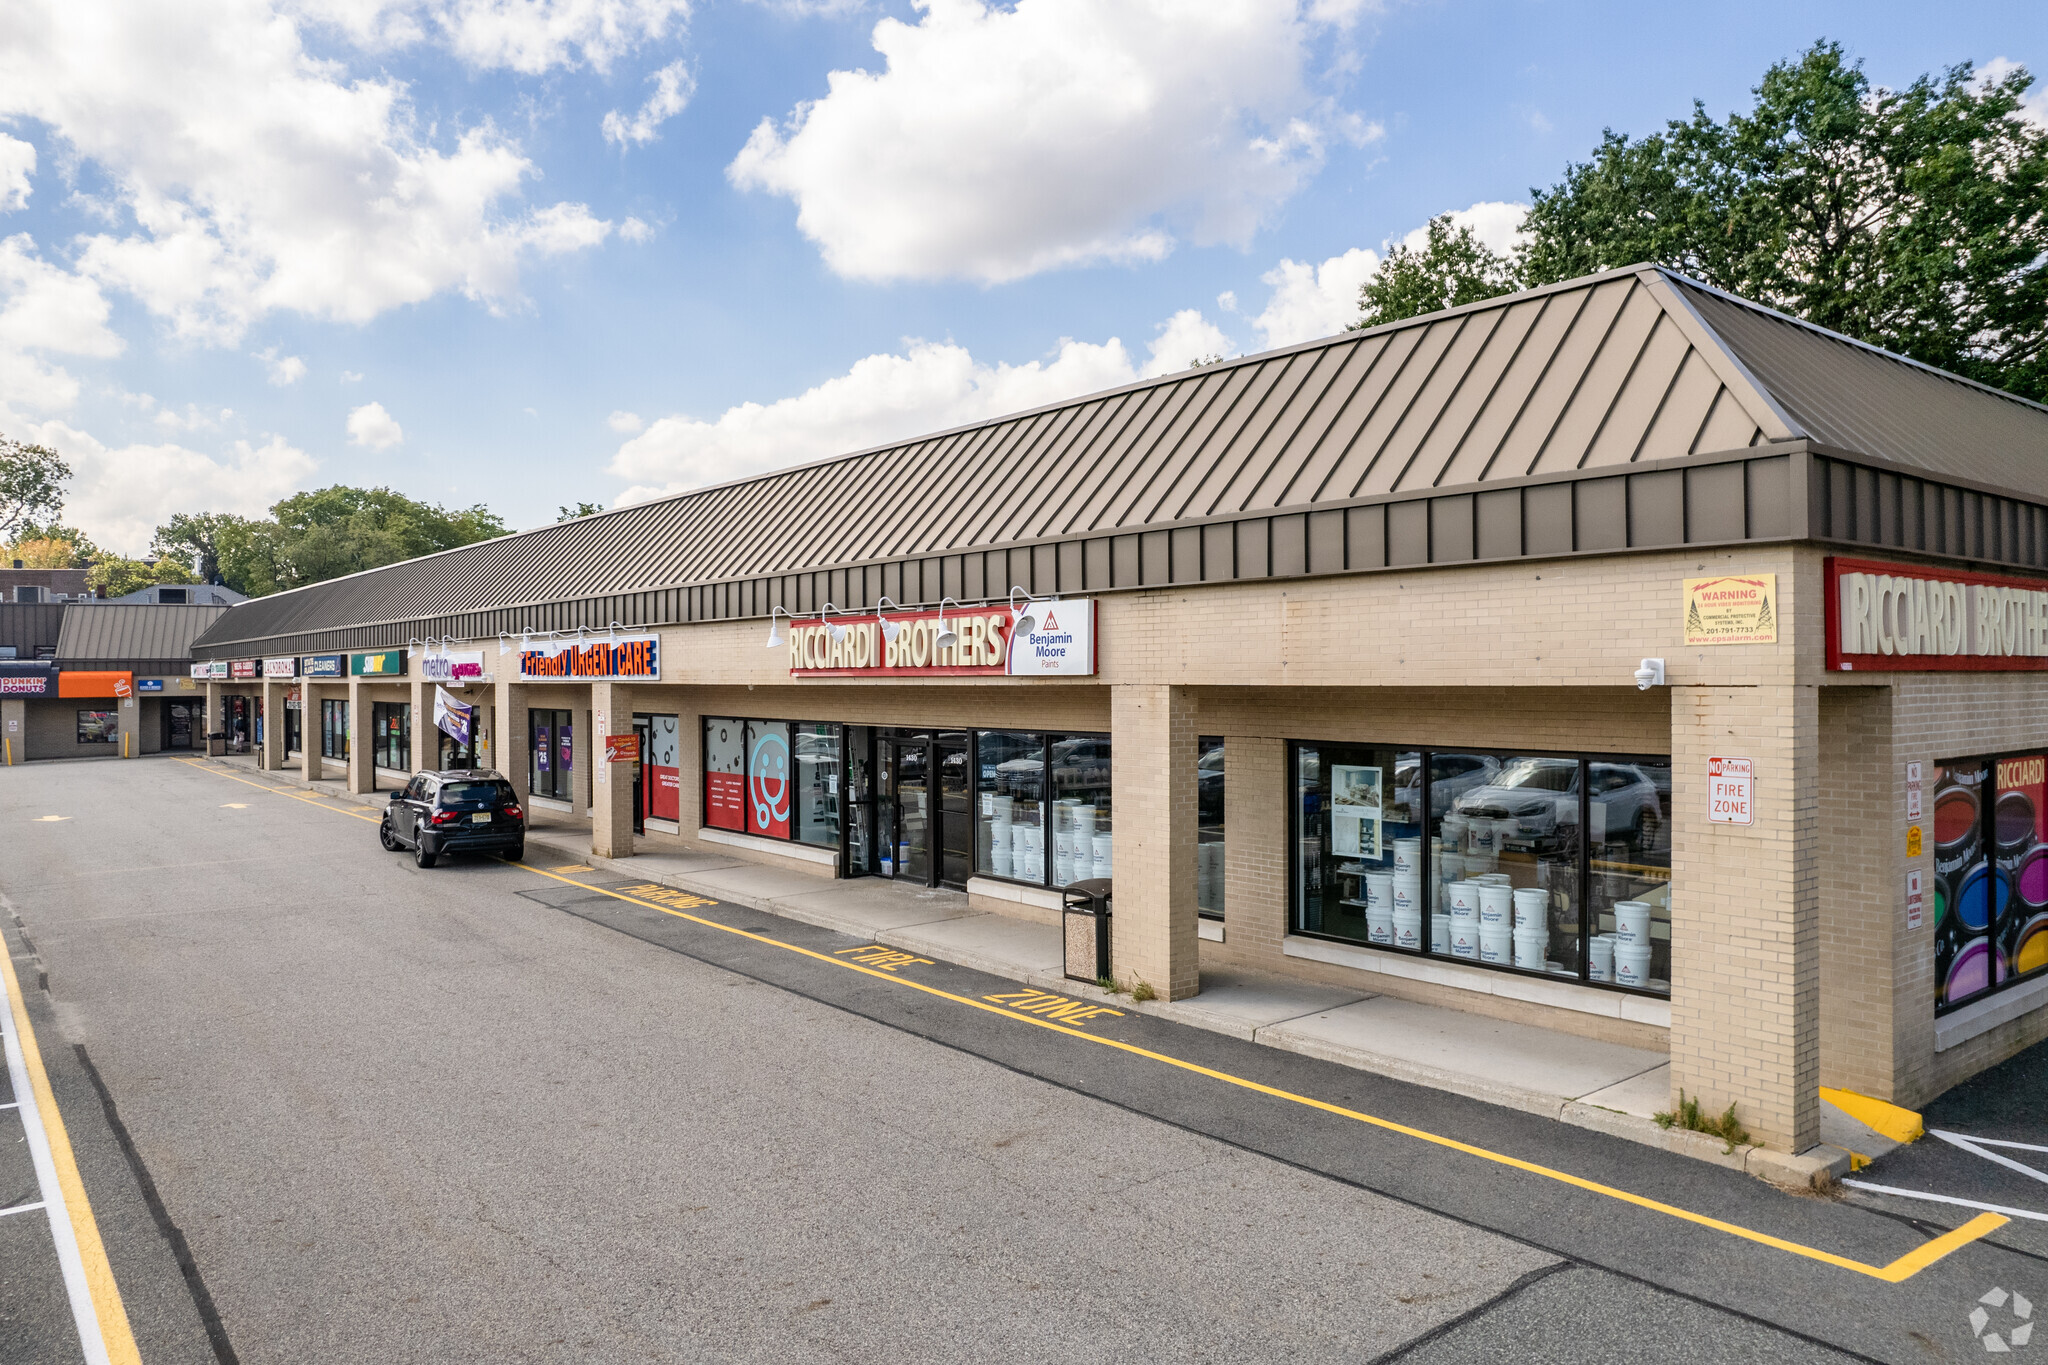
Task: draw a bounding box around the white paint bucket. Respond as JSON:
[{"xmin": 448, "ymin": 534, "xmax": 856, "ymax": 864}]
[
  {"xmin": 1448, "ymin": 881, "xmax": 1480, "ymax": 919},
  {"xmin": 1392, "ymin": 873, "xmax": 1421, "ymax": 916},
  {"xmin": 1438, "ymin": 851, "xmax": 1465, "ymax": 883},
  {"xmin": 1393, "ymin": 838, "xmax": 1422, "ymax": 875},
  {"xmin": 1432, "ymin": 913, "xmax": 1450, "ymax": 953},
  {"xmin": 1589, "ymin": 934, "xmax": 1616, "ymax": 982},
  {"xmin": 991, "ymin": 845, "xmax": 1013, "ymax": 878},
  {"xmin": 1467, "ymin": 820, "xmax": 1494, "ymax": 855},
  {"xmin": 1367, "ymin": 908, "xmax": 1394, "ymax": 945},
  {"xmin": 1073, "ymin": 805, "xmax": 1096, "ymax": 836},
  {"xmin": 1478, "ymin": 922, "xmax": 1513, "ymax": 963},
  {"xmin": 1513, "ymin": 925, "xmax": 1549, "ymax": 969},
  {"xmin": 1091, "ymin": 833, "xmax": 1112, "ymax": 879},
  {"xmin": 1440, "ymin": 814, "xmax": 1468, "ymax": 852},
  {"xmin": 1613, "ymin": 901, "xmax": 1652, "ymax": 945},
  {"xmin": 1392, "ymin": 908, "xmax": 1423, "ymax": 950},
  {"xmin": 1477, "ymin": 883, "xmax": 1513, "ymax": 925},
  {"xmin": 1365, "ymin": 871, "xmax": 1393, "ymax": 912},
  {"xmin": 1614, "ymin": 941, "xmax": 1653, "ymax": 989},
  {"xmin": 1512, "ymin": 887, "xmax": 1548, "ymax": 928}
]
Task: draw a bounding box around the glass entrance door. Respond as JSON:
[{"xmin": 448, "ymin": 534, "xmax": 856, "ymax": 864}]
[
  {"xmin": 937, "ymin": 733, "xmax": 971, "ymax": 890},
  {"xmin": 892, "ymin": 739, "xmax": 931, "ymax": 884},
  {"xmin": 631, "ymin": 717, "xmax": 649, "ymax": 834}
]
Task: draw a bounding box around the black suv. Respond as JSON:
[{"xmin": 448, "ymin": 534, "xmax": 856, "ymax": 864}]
[{"xmin": 380, "ymin": 769, "xmax": 526, "ymax": 867}]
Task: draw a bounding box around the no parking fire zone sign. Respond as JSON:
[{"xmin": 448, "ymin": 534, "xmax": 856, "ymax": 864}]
[{"xmin": 1708, "ymin": 756, "xmax": 1755, "ymax": 826}]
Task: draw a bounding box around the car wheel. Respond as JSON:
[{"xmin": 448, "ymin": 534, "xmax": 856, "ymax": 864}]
[
  {"xmin": 414, "ymin": 842, "xmax": 438, "ymax": 869},
  {"xmin": 379, "ymin": 821, "xmax": 401, "ymax": 851},
  {"xmin": 503, "ymin": 843, "xmax": 524, "ymax": 863}
]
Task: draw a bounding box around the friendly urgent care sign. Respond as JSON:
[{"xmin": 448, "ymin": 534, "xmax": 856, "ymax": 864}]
[
  {"xmin": 1828, "ymin": 556, "xmax": 2048, "ymax": 672},
  {"xmin": 517, "ymin": 636, "xmax": 661, "ymax": 681},
  {"xmin": 787, "ymin": 600, "xmax": 1096, "ymax": 678}
]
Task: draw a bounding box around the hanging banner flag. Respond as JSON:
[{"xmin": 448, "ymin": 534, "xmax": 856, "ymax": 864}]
[{"xmin": 433, "ymin": 686, "xmax": 474, "ymax": 748}]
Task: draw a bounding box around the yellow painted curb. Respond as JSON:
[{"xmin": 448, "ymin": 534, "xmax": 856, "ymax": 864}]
[{"xmin": 1822, "ymin": 1087, "xmax": 1925, "ymax": 1145}]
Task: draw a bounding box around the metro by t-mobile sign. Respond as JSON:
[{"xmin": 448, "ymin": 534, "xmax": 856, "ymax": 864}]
[{"xmin": 786, "ymin": 599, "xmax": 1096, "ymax": 677}]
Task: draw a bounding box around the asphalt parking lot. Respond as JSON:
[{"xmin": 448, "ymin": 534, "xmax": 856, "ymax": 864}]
[{"xmin": 2, "ymin": 754, "xmax": 2042, "ymax": 1363}]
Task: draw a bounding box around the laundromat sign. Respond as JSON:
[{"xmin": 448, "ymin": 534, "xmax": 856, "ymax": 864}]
[
  {"xmin": 788, "ymin": 600, "xmax": 1097, "ymax": 678},
  {"xmin": 1828, "ymin": 556, "xmax": 2048, "ymax": 672}
]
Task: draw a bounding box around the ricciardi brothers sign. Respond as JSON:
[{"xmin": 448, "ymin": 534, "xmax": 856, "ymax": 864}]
[
  {"xmin": 517, "ymin": 635, "xmax": 660, "ymax": 681},
  {"xmin": 1828, "ymin": 556, "xmax": 2048, "ymax": 672},
  {"xmin": 788, "ymin": 600, "xmax": 1096, "ymax": 678}
]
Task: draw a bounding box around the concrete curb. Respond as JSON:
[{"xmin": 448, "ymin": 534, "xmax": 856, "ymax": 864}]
[{"xmin": 215, "ymin": 759, "xmax": 1845, "ymax": 1192}]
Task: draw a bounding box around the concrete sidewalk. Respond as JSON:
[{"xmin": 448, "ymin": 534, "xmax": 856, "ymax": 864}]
[{"xmin": 231, "ymin": 753, "xmax": 1863, "ymax": 1187}]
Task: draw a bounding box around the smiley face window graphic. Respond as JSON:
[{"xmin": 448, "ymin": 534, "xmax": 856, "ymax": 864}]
[{"xmin": 750, "ymin": 727, "xmax": 792, "ymax": 833}]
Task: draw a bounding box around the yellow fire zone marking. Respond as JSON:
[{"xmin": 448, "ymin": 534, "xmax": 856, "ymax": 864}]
[
  {"xmin": 549, "ymin": 864, "xmax": 595, "ymax": 874},
  {"xmin": 165, "ymin": 760, "xmax": 2008, "ymax": 1284},
  {"xmin": 984, "ymin": 988, "xmax": 1125, "ymax": 1027},
  {"xmin": 617, "ymin": 882, "xmax": 719, "ymax": 910},
  {"xmin": 833, "ymin": 945, "xmax": 936, "ymax": 973}
]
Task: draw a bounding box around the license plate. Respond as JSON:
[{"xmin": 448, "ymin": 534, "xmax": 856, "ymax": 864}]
[{"xmin": 471, "ymin": 812, "xmax": 491, "ymax": 823}]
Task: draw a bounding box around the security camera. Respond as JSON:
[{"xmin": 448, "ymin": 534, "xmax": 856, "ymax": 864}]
[{"xmin": 1633, "ymin": 658, "xmax": 1666, "ymax": 690}]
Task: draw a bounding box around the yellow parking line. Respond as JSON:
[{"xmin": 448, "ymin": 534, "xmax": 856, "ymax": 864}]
[
  {"xmin": 175, "ymin": 758, "xmax": 382, "ymax": 822},
  {"xmin": 514, "ymin": 862, "xmax": 2006, "ymax": 1284},
  {"xmin": 1, "ymin": 928, "xmax": 141, "ymax": 1364}
]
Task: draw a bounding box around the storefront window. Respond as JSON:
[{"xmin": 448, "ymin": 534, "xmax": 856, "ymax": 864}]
[
  {"xmin": 794, "ymin": 723, "xmax": 841, "ymax": 848},
  {"xmin": 977, "ymin": 731, "xmax": 1047, "ymax": 883},
  {"xmin": 1198, "ymin": 737, "xmax": 1225, "ymax": 918},
  {"xmin": 1933, "ymin": 752, "xmax": 2048, "ymax": 1014},
  {"xmin": 703, "ymin": 717, "xmax": 744, "ymax": 830},
  {"xmin": 372, "ymin": 701, "xmax": 411, "ymax": 772},
  {"xmin": 1050, "ymin": 734, "xmax": 1112, "ymax": 887},
  {"xmin": 76, "ymin": 710, "xmax": 117, "ymax": 744},
  {"xmin": 638, "ymin": 714, "xmax": 682, "ymax": 824},
  {"xmin": 1294, "ymin": 743, "xmax": 1670, "ymax": 996},
  {"xmin": 321, "ymin": 698, "xmax": 349, "ymax": 759},
  {"xmin": 745, "ymin": 720, "xmax": 792, "ymax": 838}
]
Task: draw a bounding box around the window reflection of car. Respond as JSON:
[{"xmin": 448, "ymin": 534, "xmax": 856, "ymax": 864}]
[
  {"xmin": 1198, "ymin": 744, "xmax": 1225, "ymax": 829},
  {"xmin": 1453, "ymin": 758, "xmax": 1664, "ymax": 849},
  {"xmin": 1401, "ymin": 753, "xmax": 1499, "ymax": 814}
]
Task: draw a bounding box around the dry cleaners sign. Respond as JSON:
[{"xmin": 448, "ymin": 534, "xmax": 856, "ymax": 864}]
[
  {"xmin": 787, "ymin": 600, "xmax": 1096, "ymax": 678},
  {"xmin": 1828, "ymin": 556, "xmax": 2048, "ymax": 672}
]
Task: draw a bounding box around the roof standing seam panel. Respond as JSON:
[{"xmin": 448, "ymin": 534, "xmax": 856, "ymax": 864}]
[
  {"xmin": 1156, "ymin": 361, "xmax": 1268, "ymax": 522},
  {"xmin": 1527, "ymin": 278, "xmax": 1656, "ymax": 476},
  {"xmin": 1627, "ymin": 343, "xmax": 1721, "ymax": 464},
  {"xmin": 1098, "ymin": 381, "xmax": 1209, "ymax": 528},
  {"xmin": 1120, "ymin": 369, "xmax": 1242, "ymax": 529},
  {"xmin": 1429, "ymin": 296, "xmax": 1556, "ymax": 488},
  {"xmin": 966, "ymin": 409, "xmax": 1077, "ymax": 546},
  {"xmin": 993, "ymin": 402, "xmax": 1118, "ymax": 547},
  {"xmin": 1489, "ymin": 278, "xmax": 1634, "ymax": 480},
  {"xmin": 1379, "ymin": 311, "xmax": 1508, "ymax": 492},
  {"xmin": 1329, "ymin": 322, "xmax": 1461, "ymax": 499},
  {"xmin": 1183, "ymin": 352, "xmax": 1307, "ymax": 517},
  {"xmin": 1580, "ymin": 310, "xmax": 1692, "ymax": 468},
  {"xmin": 1061, "ymin": 384, "xmax": 1182, "ymax": 533},
  {"xmin": 1023, "ymin": 397, "xmax": 1128, "ymax": 537},
  {"xmin": 1255, "ymin": 342, "xmax": 1400, "ymax": 508},
  {"xmin": 1054, "ymin": 388, "xmax": 1180, "ymax": 536},
  {"xmin": 1245, "ymin": 340, "xmax": 1382, "ymax": 509}
]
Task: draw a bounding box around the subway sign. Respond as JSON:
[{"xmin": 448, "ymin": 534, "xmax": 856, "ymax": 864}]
[
  {"xmin": 1828, "ymin": 557, "xmax": 2048, "ymax": 672},
  {"xmin": 787, "ymin": 599, "xmax": 1096, "ymax": 678},
  {"xmin": 352, "ymin": 651, "xmax": 408, "ymax": 677},
  {"xmin": 517, "ymin": 636, "xmax": 660, "ymax": 681}
]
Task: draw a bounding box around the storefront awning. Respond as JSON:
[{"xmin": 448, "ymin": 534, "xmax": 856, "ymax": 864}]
[{"xmin": 57, "ymin": 670, "xmax": 134, "ymax": 699}]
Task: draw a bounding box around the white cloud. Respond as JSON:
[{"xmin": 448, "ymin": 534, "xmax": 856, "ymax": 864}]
[
  {"xmin": 0, "ymin": 233, "xmax": 123, "ymax": 415},
  {"xmin": 1248, "ymin": 200, "xmax": 1531, "ymax": 349},
  {"xmin": 346, "ymin": 400, "xmax": 404, "ymax": 449},
  {"xmin": 728, "ymin": 0, "xmax": 1378, "ymax": 283},
  {"xmin": 1141, "ymin": 308, "xmax": 1230, "ymax": 377},
  {"xmin": 618, "ymin": 215, "xmax": 654, "ymax": 243},
  {"xmin": 16, "ymin": 419, "xmax": 317, "ymax": 554},
  {"xmin": 607, "ymin": 409, "xmax": 644, "ymax": 433},
  {"xmin": 1249, "ymin": 246, "xmax": 1380, "ymax": 349},
  {"xmin": 340, "ymin": 369, "xmax": 364, "ymax": 382},
  {"xmin": 288, "ymin": 0, "xmax": 690, "ymax": 73},
  {"xmin": 0, "ymin": 1, "xmax": 614, "ymax": 346},
  {"xmin": 0, "ymin": 134, "xmax": 33, "ymax": 212},
  {"xmin": 611, "ymin": 332, "xmax": 1150, "ymax": 497},
  {"xmin": 602, "ymin": 59, "xmax": 695, "ymax": 146},
  {"xmin": 1977, "ymin": 57, "xmax": 2048, "ymax": 129},
  {"xmin": 255, "ymin": 345, "xmax": 308, "ymax": 385},
  {"xmin": 153, "ymin": 404, "xmax": 236, "ymax": 433}
]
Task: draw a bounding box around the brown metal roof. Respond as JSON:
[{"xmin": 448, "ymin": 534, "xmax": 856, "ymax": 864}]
[
  {"xmin": 57, "ymin": 603, "xmax": 232, "ymax": 669},
  {"xmin": 193, "ymin": 264, "xmax": 2048, "ymax": 653}
]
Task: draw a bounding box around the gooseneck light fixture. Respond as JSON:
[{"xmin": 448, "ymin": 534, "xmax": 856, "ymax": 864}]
[
  {"xmin": 1008, "ymin": 586, "xmax": 1057, "ymax": 638},
  {"xmin": 820, "ymin": 602, "xmax": 849, "ymax": 643},
  {"xmin": 934, "ymin": 598, "xmax": 966, "ymax": 651},
  {"xmin": 765, "ymin": 606, "xmax": 793, "ymax": 649},
  {"xmin": 874, "ymin": 596, "xmax": 903, "ymax": 643}
]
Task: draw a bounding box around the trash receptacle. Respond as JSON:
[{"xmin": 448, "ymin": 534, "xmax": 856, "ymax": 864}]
[
  {"xmin": 1062, "ymin": 878, "xmax": 1112, "ymax": 985},
  {"xmin": 205, "ymin": 730, "xmax": 227, "ymax": 757}
]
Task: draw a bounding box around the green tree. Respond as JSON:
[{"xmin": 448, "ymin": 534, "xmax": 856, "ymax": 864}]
[
  {"xmin": 0, "ymin": 434, "xmax": 70, "ymax": 540},
  {"xmin": 1350, "ymin": 216, "xmax": 1519, "ymax": 330},
  {"xmin": 1518, "ymin": 42, "xmax": 2048, "ymax": 399},
  {"xmin": 151, "ymin": 511, "xmax": 283, "ymax": 594},
  {"xmin": 85, "ymin": 556, "xmax": 195, "ymax": 598},
  {"xmin": 4, "ymin": 522, "xmax": 100, "ymax": 568},
  {"xmin": 557, "ymin": 502, "xmax": 607, "ymax": 521}
]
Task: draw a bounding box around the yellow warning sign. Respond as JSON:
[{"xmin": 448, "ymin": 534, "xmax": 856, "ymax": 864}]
[{"xmin": 1684, "ymin": 574, "xmax": 1778, "ymax": 645}]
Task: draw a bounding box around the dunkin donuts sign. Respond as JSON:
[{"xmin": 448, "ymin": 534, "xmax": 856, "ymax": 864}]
[{"xmin": 787, "ymin": 600, "xmax": 1096, "ymax": 678}]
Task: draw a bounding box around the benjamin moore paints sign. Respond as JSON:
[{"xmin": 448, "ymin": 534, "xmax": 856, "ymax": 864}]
[
  {"xmin": 1827, "ymin": 557, "xmax": 2048, "ymax": 672},
  {"xmin": 517, "ymin": 636, "xmax": 660, "ymax": 681},
  {"xmin": 786, "ymin": 600, "xmax": 1096, "ymax": 678},
  {"xmin": 352, "ymin": 651, "xmax": 407, "ymax": 677}
]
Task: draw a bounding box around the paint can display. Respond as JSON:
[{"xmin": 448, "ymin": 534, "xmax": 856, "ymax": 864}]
[
  {"xmin": 2012, "ymin": 914, "xmax": 2048, "ymax": 976},
  {"xmin": 1513, "ymin": 925, "xmax": 1549, "ymax": 970},
  {"xmin": 1439, "ymin": 851, "xmax": 1466, "ymax": 883},
  {"xmin": 1392, "ymin": 873, "xmax": 1421, "ymax": 916},
  {"xmin": 991, "ymin": 844, "xmax": 1012, "ymax": 878},
  {"xmin": 1367, "ymin": 905, "xmax": 1394, "ymax": 945},
  {"xmin": 1588, "ymin": 934, "xmax": 1615, "ymax": 982},
  {"xmin": 1478, "ymin": 922, "xmax": 1513, "ymax": 964},
  {"xmin": 1440, "ymin": 815, "xmax": 1468, "ymax": 853},
  {"xmin": 1393, "ymin": 907, "xmax": 1423, "ymax": 951},
  {"xmin": 1366, "ymin": 871, "xmax": 1394, "ymax": 913},
  {"xmin": 1448, "ymin": 881, "xmax": 1480, "ymax": 919},
  {"xmin": 1091, "ymin": 833, "xmax": 1113, "ymax": 880},
  {"xmin": 1477, "ymin": 883, "xmax": 1512, "ymax": 925},
  {"xmin": 1394, "ymin": 838, "xmax": 1422, "ymax": 875},
  {"xmin": 1450, "ymin": 920, "xmax": 1480, "ymax": 958},
  {"xmin": 1612, "ymin": 900, "xmax": 1652, "ymax": 945},
  {"xmin": 1996, "ymin": 789, "xmax": 2037, "ymax": 855},
  {"xmin": 1614, "ymin": 941, "xmax": 1653, "ymax": 988},
  {"xmin": 1432, "ymin": 913, "xmax": 1451, "ymax": 954},
  {"xmin": 1467, "ymin": 820, "xmax": 1495, "ymax": 855},
  {"xmin": 1512, "ymin": 887, "xmax": 1548, "ymax": 928}
]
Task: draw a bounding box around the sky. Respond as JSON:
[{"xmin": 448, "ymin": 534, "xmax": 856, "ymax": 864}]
[{"xmin": 1, "ymin": 0, "xmax": 2044, "ymax": 555}]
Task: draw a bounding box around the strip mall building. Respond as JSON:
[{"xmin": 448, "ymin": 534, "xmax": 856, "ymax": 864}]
[{"xmin": 191, "ymin": 266, "xmax": 2048, "ymax": 1159}]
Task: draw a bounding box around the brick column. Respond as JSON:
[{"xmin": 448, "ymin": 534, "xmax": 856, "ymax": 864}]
[
  {"xmin": 496, "ymin": 679, "xmax": 530, "ymax": 804},
  {"xmin": 302, "ymin": 684, "xmax": 324, "ymax": 782},
  {"xmin": 1109, "ymin": 684, "xmax": 1200, "ymax": 1001},
  {"xmin": 1223, "ymin": 735, "xmax": 1288, "ymax": 956},
  {"xmin": 1670, "ymin": 682, "xmax": 1822, "ymax": 1154},
  {"xmin": 261, "ymin": 679, "xmax": 286, "ymax": 770},
  {"xmin": 346, "ymin": 677, "xmax": 374, "ymax": 794},
  {"xmin": 589, "ymin": 682, "xmax": 634, "ymax": 859},
  {"xmin": 2, "ymin": 697, "xmax": 23, "ymax": 764},
  {"xmin": 409, "ymin": 677, "xmax": 432, "ymax": 774},
  {"xmin": 205, "ymin": 681, "xmax": 221, "ymax": 750}
]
